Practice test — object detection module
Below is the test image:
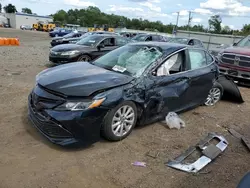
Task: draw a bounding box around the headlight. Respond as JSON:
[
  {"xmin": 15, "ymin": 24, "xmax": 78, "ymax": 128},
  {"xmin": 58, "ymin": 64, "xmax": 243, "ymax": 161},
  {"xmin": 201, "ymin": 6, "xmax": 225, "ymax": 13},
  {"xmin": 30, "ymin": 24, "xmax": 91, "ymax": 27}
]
[
  {"xmin": 55, "ymin": 98, "xmax": 105, "ymax": 111},
  {"xmin": 61, "ymin": 50, "xmax": 79, "ymax": 56}
]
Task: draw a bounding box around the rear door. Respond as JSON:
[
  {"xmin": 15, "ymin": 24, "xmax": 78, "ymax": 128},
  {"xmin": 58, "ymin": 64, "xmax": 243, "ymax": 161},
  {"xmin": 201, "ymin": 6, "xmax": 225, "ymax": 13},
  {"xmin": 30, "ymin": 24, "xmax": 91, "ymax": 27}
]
[{"xmin": 181, "ymin": 48, "xmax": 218, "ymax": 108}]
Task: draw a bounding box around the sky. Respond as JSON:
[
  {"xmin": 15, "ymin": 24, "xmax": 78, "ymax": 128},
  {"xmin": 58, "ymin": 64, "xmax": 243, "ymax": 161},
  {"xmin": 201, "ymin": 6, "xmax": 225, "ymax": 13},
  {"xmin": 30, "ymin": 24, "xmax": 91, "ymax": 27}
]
[{"xmin": 1, "ymin": 0, "xmax": 250, "ymax": 29}]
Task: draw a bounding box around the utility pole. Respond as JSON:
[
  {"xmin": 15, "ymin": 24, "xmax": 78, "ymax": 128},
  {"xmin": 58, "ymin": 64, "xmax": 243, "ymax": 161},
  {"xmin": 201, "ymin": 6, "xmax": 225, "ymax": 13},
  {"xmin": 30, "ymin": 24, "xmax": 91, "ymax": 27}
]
[
  {"xmin": 187, "ymin": 11, "xmax": 192, "ymax": 37},
  {"xmin": 172, "ymin": 11, "xmax": 179, "ymax": 35}
]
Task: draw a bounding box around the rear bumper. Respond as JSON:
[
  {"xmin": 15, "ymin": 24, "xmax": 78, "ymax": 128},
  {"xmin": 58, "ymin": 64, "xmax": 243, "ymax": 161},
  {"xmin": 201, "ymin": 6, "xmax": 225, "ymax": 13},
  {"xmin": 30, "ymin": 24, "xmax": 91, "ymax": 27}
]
[{"xmin": 219, "ymin": 64, "xmax": 250, "ymax": 81}]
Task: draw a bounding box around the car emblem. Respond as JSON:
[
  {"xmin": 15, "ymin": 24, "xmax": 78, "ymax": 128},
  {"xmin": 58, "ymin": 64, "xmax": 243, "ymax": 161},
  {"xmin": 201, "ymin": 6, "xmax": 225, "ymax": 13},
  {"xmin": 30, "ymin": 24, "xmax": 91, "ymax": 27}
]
[{"xmin": 234, "ymin": 56, "xmax": 240, "ymax": 65}]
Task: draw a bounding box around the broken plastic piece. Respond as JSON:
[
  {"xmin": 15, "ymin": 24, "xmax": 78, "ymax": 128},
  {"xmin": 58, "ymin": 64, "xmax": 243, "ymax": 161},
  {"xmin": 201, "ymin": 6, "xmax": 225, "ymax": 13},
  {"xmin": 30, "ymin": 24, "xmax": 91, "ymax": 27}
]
[
  {"xmin": 166, "ymin": 133, "xmax": 228, "ymax": 173},
  {"xmin": 242, "ymin": 137, "xmax": 250, "ymax": 152},
  {"xmin": 165, "ymin": 112, "xmax": 185, "ymax": 129},
  {"xmin": 132, "ymin": 161, "xmax": 146, "ymax": 167},
  {"xmin": 217, "ymin": 75, "xmax": 244, "ymax": 103}
]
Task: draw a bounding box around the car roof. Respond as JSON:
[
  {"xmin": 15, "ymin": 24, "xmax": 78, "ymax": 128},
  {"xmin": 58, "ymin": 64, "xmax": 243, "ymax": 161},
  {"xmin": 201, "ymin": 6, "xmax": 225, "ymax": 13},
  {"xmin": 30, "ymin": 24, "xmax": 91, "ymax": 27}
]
[
  {"xmin": 171, "ymin": 37, "xmax": 201, "ymax": 41},
  {"xmin": 128, "ymin": 42, "xmax": 188, "ymax": 54}
]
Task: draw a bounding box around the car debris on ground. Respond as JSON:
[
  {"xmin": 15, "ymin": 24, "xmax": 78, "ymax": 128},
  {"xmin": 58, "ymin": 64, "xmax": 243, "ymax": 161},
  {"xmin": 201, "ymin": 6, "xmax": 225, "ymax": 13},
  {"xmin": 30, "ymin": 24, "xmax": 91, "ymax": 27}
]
[
  {"xmin": 228, "ymin": 128, "xmax": 250, "ymax": 151},
  {"xmin": 132, "ymin": 161, "xmax": 147, "ymax": 167},
  {"xmin": 165, "ymin": 112, "xmax": 185, "ymax": 130},
  {"xmin": 166, "ymin": 133, "xmax": 228, "ymax": 173}
]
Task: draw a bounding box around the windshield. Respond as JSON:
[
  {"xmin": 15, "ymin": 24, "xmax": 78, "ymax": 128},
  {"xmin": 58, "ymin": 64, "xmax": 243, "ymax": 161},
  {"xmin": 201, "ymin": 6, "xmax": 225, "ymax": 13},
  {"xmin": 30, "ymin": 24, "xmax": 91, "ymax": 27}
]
[
  {"xmin": 76, "ymin": 35, "xmax": 104, "ymax": 46},
  {"xmin": 132, "ymin": 34, "xmax": 147, "ymax": 41},
  {"xmin": 93, "ymin": 45, "xmax": 163, "ymax": 77},
  {"xmin": 235, "ymin": 36, "xmax": 250, "ymax": 47},
  {"xmin": 168, "ymin": 38, "xmax": 189, "ymax": 44}
]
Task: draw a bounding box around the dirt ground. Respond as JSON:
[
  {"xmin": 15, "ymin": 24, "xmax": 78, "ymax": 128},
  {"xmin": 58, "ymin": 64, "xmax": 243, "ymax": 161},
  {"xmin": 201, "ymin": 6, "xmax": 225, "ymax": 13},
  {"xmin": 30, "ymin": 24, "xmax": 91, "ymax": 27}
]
[{"xmin": 1, "ymin": 28, "xmax": 250, "ymax": 188}]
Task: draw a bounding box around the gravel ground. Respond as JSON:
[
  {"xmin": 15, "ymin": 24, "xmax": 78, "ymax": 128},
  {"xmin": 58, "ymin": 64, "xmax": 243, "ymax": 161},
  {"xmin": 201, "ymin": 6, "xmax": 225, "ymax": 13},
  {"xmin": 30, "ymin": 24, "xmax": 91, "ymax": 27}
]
[{"xmin": 1, "ymin": 28, "xmax": 250, "ymax": 188}]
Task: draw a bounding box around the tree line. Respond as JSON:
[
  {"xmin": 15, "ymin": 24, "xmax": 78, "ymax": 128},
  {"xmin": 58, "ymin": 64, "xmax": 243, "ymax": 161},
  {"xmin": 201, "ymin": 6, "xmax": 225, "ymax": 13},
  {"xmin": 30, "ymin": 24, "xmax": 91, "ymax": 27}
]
[{"xmin": 1, "ymin": 3, "xmax": 250, "ymax": 35}]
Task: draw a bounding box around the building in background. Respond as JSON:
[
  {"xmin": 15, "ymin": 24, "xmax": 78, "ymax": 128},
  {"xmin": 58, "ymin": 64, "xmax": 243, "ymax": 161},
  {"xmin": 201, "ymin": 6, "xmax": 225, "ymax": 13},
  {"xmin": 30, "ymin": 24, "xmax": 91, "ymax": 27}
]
[{"xmin": 1, "ymin": 12, "xmax": 53, "ymax": 29}]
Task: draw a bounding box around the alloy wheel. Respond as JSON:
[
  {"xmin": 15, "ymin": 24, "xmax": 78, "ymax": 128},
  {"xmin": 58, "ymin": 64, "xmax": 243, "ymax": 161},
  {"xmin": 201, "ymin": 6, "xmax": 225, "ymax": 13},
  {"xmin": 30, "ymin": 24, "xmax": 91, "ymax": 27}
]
[
  {"xmin": 111, "ymin": 105, "xmax": 135, "ymax": 137},
  {"xmin": 205, "ymin": 87, "xmax": 221, "ymax": 106},
  {"xmin": 78, "ymin": 55, "xmax": 91, "ymax": 62}
]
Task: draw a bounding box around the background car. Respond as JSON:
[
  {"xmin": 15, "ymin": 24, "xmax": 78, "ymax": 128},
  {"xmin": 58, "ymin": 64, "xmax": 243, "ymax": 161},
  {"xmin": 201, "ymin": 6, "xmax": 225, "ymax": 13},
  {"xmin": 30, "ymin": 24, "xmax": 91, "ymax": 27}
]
[
  {"xmin": 50, "ymin": 31, "xmax": 85, "ymax": 47},
  {"xmin": 168, "ymin": 37, "xmax": 205, "ymax": 48},
  {"xmin": 49, "ymin": 29, "xmax": 73, "ymax": 37},
  {"xmin": 132, "ymin": 33, "xmax": 169, "ymax": 42},
  {"xmin": 58, "ymin": 31, "xmax": 118, "ymax": 46},
  {"xmin": 49, "ymin": 35, "xmax": 131, "ymax": 64},
  {"xmin": 30, "ymin": 42, "xmax": 220, "ymax": 146},
  {"xmin": 20, "ymin": 25, "xmax": 32, "ymax": 30},
  {"xmin": 216, "ymin": 35, "xmax": 250, "ymax": 83}
]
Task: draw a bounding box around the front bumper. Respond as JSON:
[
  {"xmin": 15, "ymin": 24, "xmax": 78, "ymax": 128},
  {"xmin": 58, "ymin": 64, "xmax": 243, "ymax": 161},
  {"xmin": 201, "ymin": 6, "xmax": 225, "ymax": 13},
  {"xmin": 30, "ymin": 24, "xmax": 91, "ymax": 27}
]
[
  {"xmin": 219, "ymin": 64, "xmax": 250, "ymax": 81},
  {"xmin": 49, "ymin": 54, "xmax": 80, "ymax": 64},
  {"xmin": 28, "ymin": 93, "xmax": 109, "ymax": 146}
]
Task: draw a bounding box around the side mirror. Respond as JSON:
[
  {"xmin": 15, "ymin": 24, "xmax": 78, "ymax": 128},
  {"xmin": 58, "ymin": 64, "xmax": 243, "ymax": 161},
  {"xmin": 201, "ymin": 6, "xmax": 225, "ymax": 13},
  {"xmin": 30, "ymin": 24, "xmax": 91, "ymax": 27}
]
[
  {"xmin": 97, "ymin": 43, "xmax": 105, "ymax": 50},
  {"xmin": 233, "ymin": 42, "xmax": 237, "ymax": 46}
]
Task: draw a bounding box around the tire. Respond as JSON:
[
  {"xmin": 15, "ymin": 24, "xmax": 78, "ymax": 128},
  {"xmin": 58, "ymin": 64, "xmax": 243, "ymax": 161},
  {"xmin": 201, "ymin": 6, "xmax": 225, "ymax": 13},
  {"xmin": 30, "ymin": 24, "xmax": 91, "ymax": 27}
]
[
  {"xmin": 78, "ymin": 54, "xmax": 91, "ymax": 62},
  {"xmin": 101, "ymin": 101, "xmax": 137, "ymax": 141},
  {"xmin": 204, "ymin": 82, "xmax": 224, "ymax": 106}
]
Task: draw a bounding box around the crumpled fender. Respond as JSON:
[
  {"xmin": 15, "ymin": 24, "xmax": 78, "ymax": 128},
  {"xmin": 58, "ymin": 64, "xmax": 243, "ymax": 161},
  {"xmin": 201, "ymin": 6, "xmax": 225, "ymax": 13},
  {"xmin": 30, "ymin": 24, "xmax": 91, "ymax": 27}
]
[{"xmin": 216, "ymin": 75, "xmax": 244, "ymax": 103}]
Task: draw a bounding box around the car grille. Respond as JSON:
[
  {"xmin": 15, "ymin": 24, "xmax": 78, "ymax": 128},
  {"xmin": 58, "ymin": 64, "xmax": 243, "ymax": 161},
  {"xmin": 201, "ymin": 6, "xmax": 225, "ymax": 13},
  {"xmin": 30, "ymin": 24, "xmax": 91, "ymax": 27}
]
[
  {"xmin": 221, "ymin": 53, "xmax": 250, "ymax": 67},
  {"xmin": 29, "ymin": 95, "xmax": 73, "ymax": 138}
]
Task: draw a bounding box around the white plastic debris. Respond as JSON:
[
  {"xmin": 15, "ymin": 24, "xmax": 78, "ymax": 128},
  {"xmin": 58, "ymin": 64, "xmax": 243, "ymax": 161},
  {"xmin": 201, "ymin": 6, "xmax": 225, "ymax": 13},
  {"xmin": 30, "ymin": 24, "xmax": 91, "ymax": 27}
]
[{"xmin": 165, "ymin": 112, "xmax": 185, "ymax": 130}]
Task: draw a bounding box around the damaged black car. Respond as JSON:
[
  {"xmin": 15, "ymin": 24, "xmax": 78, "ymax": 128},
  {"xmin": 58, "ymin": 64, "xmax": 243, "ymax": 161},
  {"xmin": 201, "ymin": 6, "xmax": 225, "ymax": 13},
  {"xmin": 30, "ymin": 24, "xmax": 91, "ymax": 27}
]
[{"xmin": 29, "ymin": 42, "xmax": 238, "ymax": 146}]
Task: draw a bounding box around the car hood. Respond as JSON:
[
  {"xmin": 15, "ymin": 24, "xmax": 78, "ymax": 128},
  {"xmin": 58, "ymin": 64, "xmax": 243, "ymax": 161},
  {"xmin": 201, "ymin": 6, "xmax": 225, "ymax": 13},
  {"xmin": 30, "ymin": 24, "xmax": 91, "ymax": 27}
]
[
  {"xmin": 51, "ymin": 44, "xmax": 89, "ymax": 52},
  {"xmin": 37, "ymin": 62, "xmax": 134, "ymax": 97},
  {"xmin": 63, "ymin": 37, "xmax": 81, "ymax": 41},
  {"xmin": 222, "ymin": 46, "xmax": 250, "ymax": 56},
  {"xmin": 52, "ymin": 37, "xmax": 63, "ymax": 41}
]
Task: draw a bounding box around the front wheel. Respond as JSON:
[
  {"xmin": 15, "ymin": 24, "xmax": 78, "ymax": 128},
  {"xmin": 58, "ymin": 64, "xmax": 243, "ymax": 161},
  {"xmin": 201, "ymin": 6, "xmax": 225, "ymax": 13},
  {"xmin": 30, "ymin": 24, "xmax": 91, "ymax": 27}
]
[
  {"xmin": 204, "ymin": 83, "xmax": 223, "ymax": 106},
  {"xmin": 78, "ymin": 55, "xmax": 91, "ymax": 62},
  {"xmin": 101, "ymin": 101, "xmax": 137, "ymax": 141}
]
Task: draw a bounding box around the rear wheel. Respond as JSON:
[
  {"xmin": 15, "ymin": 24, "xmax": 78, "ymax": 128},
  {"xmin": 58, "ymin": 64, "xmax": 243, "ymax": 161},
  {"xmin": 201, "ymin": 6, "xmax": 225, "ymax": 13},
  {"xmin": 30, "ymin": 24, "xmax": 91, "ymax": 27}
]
[
  {"xmin": 204, "ymin": 82, "xmax": 223, "ymax": 106},
  {"xmin": 78, "ymin": 55, "xmax": 91, "ymax": 62},
  {"xmin": 102, "ymin": 101, "xmax": 137, "ymax": 141}
]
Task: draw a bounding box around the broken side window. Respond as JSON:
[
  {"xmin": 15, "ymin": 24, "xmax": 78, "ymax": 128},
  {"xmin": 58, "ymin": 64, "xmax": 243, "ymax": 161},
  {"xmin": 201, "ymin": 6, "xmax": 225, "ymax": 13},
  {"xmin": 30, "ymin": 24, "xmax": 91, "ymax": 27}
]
[
  {"xmin": 156, "ymin": 52, "xmax": 184, "ymax": 76},
  {"xmin": 188, "ymin": 49, "xmax": 207, "ymax": 70}
]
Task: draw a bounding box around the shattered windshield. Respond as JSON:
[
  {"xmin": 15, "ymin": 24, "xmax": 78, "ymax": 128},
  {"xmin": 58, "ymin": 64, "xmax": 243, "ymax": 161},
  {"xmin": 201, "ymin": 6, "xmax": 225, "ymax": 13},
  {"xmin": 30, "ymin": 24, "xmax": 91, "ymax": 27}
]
[
  {"xmin": 168, "ymin": 38, "xmax": 189, "ymax": 44},
  {"xmin": 76, "ymin": 35, "xmax": 103, "ymax": 46},
  {"xmin": 94, "ymin": 45, "xmax": 163, "ymax": 77},
  {"xmin": 132, "ymin": 34, "xmax": 147, "ymax": 41}
]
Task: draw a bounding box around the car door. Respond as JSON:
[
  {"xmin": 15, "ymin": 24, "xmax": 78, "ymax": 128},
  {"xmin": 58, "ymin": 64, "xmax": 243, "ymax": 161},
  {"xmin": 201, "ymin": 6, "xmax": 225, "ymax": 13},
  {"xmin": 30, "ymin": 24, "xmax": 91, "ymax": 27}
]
[
  {"xmin": 180, "ymin": 48, "xmax": 218, "ymax": 108},
  {"xmin": 152, "ymin": 35, "xmax": 161, "ymax": 42},
  {"xmin": 91, "ymin": 37, "xmax": 117, "ymax": 59},
  {"xmin": 144, "ymin": 49, "xmax": 192, "ymax": 117}
]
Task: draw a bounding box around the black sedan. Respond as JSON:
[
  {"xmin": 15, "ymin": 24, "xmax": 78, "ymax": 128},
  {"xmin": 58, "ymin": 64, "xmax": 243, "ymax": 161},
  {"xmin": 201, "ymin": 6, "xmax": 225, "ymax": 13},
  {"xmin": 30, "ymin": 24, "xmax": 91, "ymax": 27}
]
[
  {"xmin": 168, "ymin": 37, "xmax": 205, "ymax": 48},
  {"xmin": 29, "ymin": 42, "xmax": 223, "ymax": 146},
  {"xmin": 132, "ymin": 33, "xmax": 170, "ymax": 42},
  {"xmin": 49, "ymin": 35, "xmax": 131, "ymax": 64},
  {"xmin": 50, "ymin": 32, "xmax": 85, "ymax": 47},
  {"xmin": 56, "ymin": 31, "xmax": 119, "ymax": 46}
]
